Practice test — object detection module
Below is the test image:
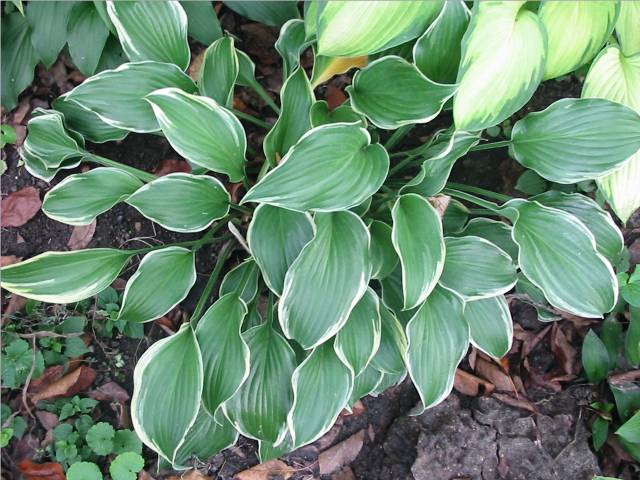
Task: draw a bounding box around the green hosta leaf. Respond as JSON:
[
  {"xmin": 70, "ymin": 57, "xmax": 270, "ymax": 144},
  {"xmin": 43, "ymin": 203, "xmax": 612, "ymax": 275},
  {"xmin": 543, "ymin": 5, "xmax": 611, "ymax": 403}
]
[
  {"xmin": 236, "ymin": 49, "xmax": 256, "ymax": 86},
  {"xmin": 289, "ymin": 341, "xmax": 352, "ymax": 448},
  {"xmin": 66, "ymin": 61, "xmax": 197, "ymax": 133},
  {"xmin": 118, "ymin": 247, "xmax": 196, "ymax": 323},
  {"xmin": 53, "ymin": 93, "xmax": 128, "ymax": 143},
  {"xmin": 224, "ymin": 323, "xmax": 296, "ymax": 444},
  {"xmin": 1, "ymin": 13, "xmax": 39, "ymax": 111},
  {"xmin": 369, "ymin": 220, "xmax": 398, "ymax": 281},
  {"xmin": 309, "ymin": 100, "xmax": 366, "ymax": 128},
  {"xmin": 454, "ymin": 218, "xmax": 519, "ymax": 261},
  {"xmin": 263, "ymin": 67, "xmax": 314, "ymax": 167},
  {"xmin": 349, "ymin": 364, "xmax": 383, "ymax": 407},
  {"xmin": 539, "ymin": 0, "xmax": 618, "ymax": 80},
  {"xmin": 110, "ymin": 452, "xmax": 144, "ymax": 480},
  {"xmin": 392, "ymin": 194, "xmax": 445, "ymax": 309},
  {"xmin": 442, "ymin": 198, "xmax": 469, "ymax": 234},
  {"xmin": 372, "ymin": 369, "xmax": 407, "ymax": 396},
  {"xmin": 132, "ymin": 323, "xmax": 202, "ymax": 463},
  {"xmin": 531, "ymin": 191, "xmax": 624, "ymax": 262},
  {"xmin": 617, "ymin": 411, "xmax": 640, "ymax": 445},
  {"xmin": 196, "ymin": 294, "xmax": 249, "ymax": 417},
  {"xmin": 107, "ymin": 0, "xmax": 190, "ymax": 70},
  {"xmin": 380, "ymin": 264, "xmax": 416, "ymax": 326},
  {"xmin": 243, "ymin": 123, "xmax": 388, "ymax": 212},
  {"xmin": 406, "ymin": 286, "xmax": 469, "ymax": 412},
  {"xmin": 507, "ymin": 200, "xmax": 618, "ymax": 318},
  {"xmin": 0, "ymin": 249, "xmax": 132, "ymax": 303},
  {"xmin": 198, "ymin": 36, "xmax": 238, "ymax": 107},
  {"xmin": 224, "ymin": 0, "xmax": 299, "ymax": 26},
  {"xmin": 279, "ymin": 212, "xmax": 370, "ymax": 349},
  {"xmin": 67, "ymin": 462, "xmax": 103, "ymax": 480},
  {"xmin": 315, "ymin": 0, "xmax": 443, "ymax": 57},
  {"xmin": 347, "ymin": 56, "xmax": 456, "ymax": 130},
  {"xmin": 26, "ymin": 1, "xmax": 74, "ymax": 68},
  {"xmin": 335, "ymin": 288, "xmax": 382, "ymax": 376},
  {"xmin": 582, "ymin": 330, "xmax": 610, "ymax": 383},
  {"xmin": 465, "ymin": 295, "xmax": 513, "ymax": 360},
  {"xmin": 181, "ymin": 0, "xmax": 222, "ymax": 45},
  {"xmin": 219, "ymin": 259, "xmax": 260, "ymax": 304},
  {"xmin": 626, "ymin": 306, "xmax": 640, "ymax": 366},
  {"xmin": 371, "ymin": 307, "xmax": 407, "ymax": 375},
  {"xmin": 126, "ymin": 174, "xmax": 230, "ymax": 233},
  {"xmin": 515, "ymin": 170, "xmax": 548, "ymax": 196},
  {"xmin": 592, "ymin": 416, "xmax": 609, "ymax": 451},
  {"xmin": 43, "ymin": 168, "xmax": 143, "ymax": 225},
  {"xmin": 413, "ymin": 0, "xmax": 470, "ymax": 84},
  {"xmin": 146, "ymin": 88, "xmax": 246, "ymax": 181},
  {"xmin": 515, "ymin": 272, "xmax": 561, "ymax": 323},
  {"xmin": 276, "ymin": 19, "xmax": 313, "ymax": 79},
  {"xmin": 97, "ymin": 34, "xmax": 127, "ymax": 71},
  {"xmin": 401, "ymin": 131, "xmax": 480, "ymax": 196},
  {"xmin": 509, "ymin": 98, "xmax": 640, "ymax": 184},
  {"xmin": 67, "ymin": 2, "xmax": 110, "ymax": 76},
  {"xmin": 439, "ymin": 236, "xmax": 517, "ymax": 301},
  {"xmin": 616, "ymin": 0, "xmax": 640, "ymax": 56},
  {"xmin": 247, "ymin": 204, "xmax": 314, "ymax": 296},
  {"xmin": 454, "ymin": 1, "xmax": 545, "ymax": 130}
]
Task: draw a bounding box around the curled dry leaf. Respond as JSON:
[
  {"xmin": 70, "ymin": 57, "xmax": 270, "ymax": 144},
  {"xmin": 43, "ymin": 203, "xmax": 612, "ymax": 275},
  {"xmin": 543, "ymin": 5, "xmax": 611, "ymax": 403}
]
[
  {"xmin": 550, "ymin": 323, "xmax": 578, "ymax": 375},
  {"xmin": 31, "ymin": 365, "xmax": 96, "ymax": 403},
  {"xmin": 28, "ymin": 365, "xmax": 65, "ymax": 394},
  {"xmin": 1, "ymin": 187, "xmax": 42, "ymax": 227},
  {"xmin": 18, "ymin": 460, "xmax": 66, "ymax": 480},
  {"xmin": 474, "ymin": 356, "xmax": 516, "ymax": 394},
  {"xmin": 235, "ymin": 460, "xmax": 295, "ymax": 480},
  {"xmin": 67, "ymin": 220, "xmax": 96, "ymax": 250},
  {"xmin": 428, "ymin": 195, "xmax": 451, "ymax": 218},
  {"xmin": 35, "ymin": 410, "xmax": 59, "ymax": 431},
  {"xmin": 454, "ymin": 368, "xmax": 495, "ymax": 397},
  {"xmin": 319, "ymin": 430, "xmax": 365, "ymax": 475},
  {"xmin": 89, "ymin": 381, "xmax": 130, "ymax": 403}
]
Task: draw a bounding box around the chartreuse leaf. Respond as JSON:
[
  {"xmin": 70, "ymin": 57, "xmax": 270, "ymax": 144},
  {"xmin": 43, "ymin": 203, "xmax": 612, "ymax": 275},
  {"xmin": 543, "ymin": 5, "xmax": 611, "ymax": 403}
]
[
  {"xmin": 132, "ymin": 323, "xmax": 202, "ymax": 463},
  {"xmin": 582, "ymin": 330, "xmax": 610, "ymax": 383},
  {"xmin": 279, "ymin": 212, "xmax": 370, "ymax": 349},
  {"xmin": 126, "ymin": 174, "xmax": 230, "ymax": 233},
  {"xmin": 276, "ymin": 19, "xmax": 313, "ymax": 79},
  {"xmin": 195, "ymin": 293, "xmax": 249, "ymax": 417},
  {"xmin": 532, "ymin": 191, "xmax": 624, "ymax": 262},
  {"xmin": 406, "ymin": 286, "xmax": 469, "ymax": 412},
  {"xmin": 66, "ymin": 61, "xmax": 197, "ymax": 133},
  {"xmin": 454, "ymin": 1, "xmax": 546, "ymax": 130},
  {"xmin": 392, "ymin": 194, "xmax": 445, "ymax": 310},
  {"xmin": 106, "ymin": 0, "xmax": 190, "ymax": 70},
  {"xmin": 289, "ymin": 341, "xmax": 352, "ymax": 448},
  {"xmin": 539, "ymin": 0, "xmax": 618, "ymax": 80},
  {"xmin": 181, "ymin": 0, "xmax": 222, "ymax": 45},
  {"xmin": 310, "ymin": 54, "xmax": 368, "ymax": 88},
  {"xmin": 0, "ymin": 249, "xmax": 132, "ymax": 303},
  {"xmin": 315, "ymin": 1, "xmax": 443, "ymax": 57},
  {"xmin": 510, "ymin": 98, "xmax": 640, "ymax": 184},
  {"xmin": 224, "ymin": 0, "xmax": 299, "ymax": 26},
  {"xmin": 465, "ymin": 295, "xmax": 513, "ymax": 360},
  {"xmin": 243, "ymin": 123, "xmax": 388, "ymax": 212},
  {"xmin": 198, "ymin": 36, "xmax": 238, "ymax": 107},
  {"xmin": 371, "ymin": 307, "xmax": 407, "ymax": 375},
  {"xmin": 402, "ymin": 131, "xmax": 480, "ymax": 196},
  {"xmin": 43, "ymin": 168, "xmax": 143, "ymax": 225},
  {"xmin": 67, "ymin": 2, "xmax": 110, "ymax": 76},
  {"xmin": 369, "ymin": 220, "xmax": 398, "ymax": 281},
  {"xmin": 146, "ymin": 88, "xmax": 246, "ymax": 181},
  {"xmin": 309, "ymin": 100, "xmax": 366, "ymax": 128},
  {"xmin": 347, "ymin": 56, "xmax": 457, "ymax": 129},
  {"xmin": 1, "ymin": 12, "xmax": 39, "ymax": 111},
  {"xmin": 335, "ymin": 288, "xmax": 381, "ymax": 376},
  {"xmin": 507, "ymin": 199, "xmax": 618, "ymax": 318},
  {"xmin": 118, "ymin": 247, "xmax": 196, "ymax": 323},
  {"xmin": 26, "ymin": 1, "xmax": 74, "ymax": 68},
  {"xmin": 413, "ymin": 0, "xmax": 470, "ymax": 84},
  {"xmin": 349, "ymin": 364, "xmax": 383, "ymax": 407},
  {"xmin": 224, "ymin": 322, "xmax": 296, "ymax": 445},
  {"xmin": 454, "ymin": 218, "xmax": 519, "ymax": 261},
  {"xmin": 582, "ymin": 45, "xmax": 640, "ymax": 223},
  {"xmin": 616, "ymin": 0, "xmax": 640, "ymax": 55},
  {"xmin": 247, "ymin": 204, "xmax": 314, "ymax": 296},
  {"xmin": 263, "ymin": 67, "xmax": 314, "ymax": 167},
  {"xmin": 219, "ymin": 259, "xmax": 260, "ymax": 304},
  {"xmin": 439, "ymin": 236, "xmax": 517, "ymax": 301}
]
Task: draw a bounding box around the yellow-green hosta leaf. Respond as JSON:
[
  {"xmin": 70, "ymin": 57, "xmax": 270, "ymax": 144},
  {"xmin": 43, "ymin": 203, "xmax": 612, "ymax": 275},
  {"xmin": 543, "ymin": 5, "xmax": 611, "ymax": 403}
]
[
  {"xmin": 198, "ymin": 36, "xmax": 238, "ymax": 107},
  {"xmin": 53, "ymin": 94, "xmax": 128, "ymax": 144},
  {"xmin": 276, "ymin": 19, "xmax": 313, "ymax": 79},
  {"xmin": 126, "ymin": 173, "xmax": 230, "ymax": 233},
  {"xmin": 224, "ymin": 0, "xmax": 299, "ymax": 27},
  {"xmin": 507, "ymin": 199, "xmax": 618, "ymax": 318},
  {"xmin": 26, "ymin": 1, "xmax": 74, "ymax": 68},
  {"xmin": 392, "ymin": 194, "xmax": 445, "ymax": 310},
  {"xmin": 1, "ymin": 13, "xmax": 39, "ymax": 111},
  {"xmin": 195, "ymin": 293, "xmax": 249, "ymax": 417},
  {"xmin": 439, "ymin": 236, "xmax": 517, "ymax": 301},
  {"xmin": 67, "ymin": 2, "xmax": 110, "ymax": 76},
  {"xmin": 288, "ymin": 341, "xmax": 352, "ymax": 448},
  {"xmin": 464, "ymin": 295, "xmax": 513, "ymax": 360},
  {"xmin": 539, "ymin": 0, "xmax": 618, "ymax": 80},
  {"xmin": 454, "ymin": 1, "xmax": 546, "ymax": 131},
  {"xmin": 106, "ymin": 0, "xmax": 190, "ymax": 70},
  {"xmin": 43, "ymin": 168, "xmax": 143, "ymax": 225},
  {"xmin": 219, "ymin": 259, "xmax": 260, "ymax": 304},
  {"xmin": 224, "ymin": 323, "xmax": 296, "ymax": 445},
  {"xmin": 118, "ymin": 247, "xmax": 196, "ymax": 323},
  {"xmin": 509, "ymin": 98, "xmax": 640, "ymax": 184},
  {"xmin": 279, "ymin": 211, "xmax": 370, "ymax": 349},
  {"xmin": 243, "ymin": 123, "xmax": 388, "ymax": 212},
  {"xmin": 406, "ymin": 286, "xmax": 469, "ymax": 413},
  {"xmin": 263, "ymin": 67, "xmax": 314, "ymax": 167},
  {"xmin": 247, "ymin": 204, "xmax": 314, "ymax": 296},
  {"xmin": 454, "ymin": 218, "xmax": 519, "ymax": 261},
  {"xmin": 349, "ymin": 364, "xmax": 383, "ymax": 407},
  {"xmin": 335, "ymin": 288, "xmax": 381, "ymax": 376},
  {"xmin": 309, "ymin": 100, "xmax": 366, "ymax": 128},
  {"xmin": 616, "ymin": 0, "xmax": 640, "ymax": 56},
  {"xmin": 369, "ymin": 220, "xmax": 398, "ymax": 281},
  {"xmin": 315, "ymin": 0, "xmax": 443, "ymax": 57},
  {"xmin": 347, "ymin": 56, "xmax": 456, "ymax": 130},
  {"xmin": 132, "ymin": 324, "xmax": 202, "ymax": 464},
  {"xmin": 66, "ymin": 61, "xmax": 197, "ymax": 133},
  {"xmin": 413, "ymin": 0, "xmax": 470, "ymax": 84},
  {"xmin": 597, "ymin": 156, "xmax": 640, "ymax": 224},
  {"xmin": 0, "ymin": 249, "xmax": 132, "ymax": 303},
  {"xmin": 371, "ymin": 306, "xmax": 407, "ymax": 375}
]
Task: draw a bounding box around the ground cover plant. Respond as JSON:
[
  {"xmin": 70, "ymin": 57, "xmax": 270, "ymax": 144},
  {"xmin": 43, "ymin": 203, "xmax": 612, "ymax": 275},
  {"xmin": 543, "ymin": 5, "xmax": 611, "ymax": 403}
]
[{"xmin": 2, "ymin": 0, "xmax": 640, "ymax": 478}]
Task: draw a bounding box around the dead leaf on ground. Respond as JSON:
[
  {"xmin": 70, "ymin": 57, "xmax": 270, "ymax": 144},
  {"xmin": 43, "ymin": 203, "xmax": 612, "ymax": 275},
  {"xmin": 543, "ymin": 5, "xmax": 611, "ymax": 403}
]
[
  {"xmin": 89, "ymin": 381, "xmax": 130, "ymax": 403},
  {"xmin": 608, "ymin": 370, "xmax": 640, "ymax": 384},
  {"xmin": 28, "ymin": 365, "xmax": 65, "ymax": 394},
  {"xmin": 428, "ymin": 195, "xmax": 451, "ymax": 218},
  {"xmin": 188, "ymin": 47, "xmax": 206, "ymax": 81},
  {"xmin": 154, "ymin": 159, "xmax": 192, "ymax": 176},
  {"xmin": 474, "ymin": 356, "xmax": 517, "ymax": 394},
  {"xmin": 454, "ymin": 369, "xmax": 495, "ymax": 397},
  {"xmin": 1, "ymin": 187, "xmax": 41, "ymax": 227},
  {"xmin": 326, "ymin": 83, "xmax": 347, "ymax": 110},
  {"xmin": 319, "ymin": 430, "xmax": 365, "ymax": 475},
  {"xmin": 31, "ymin": 365, "xmax": 96, "ymax": 403},
  {"xmin": 138, "ymin": 471, "xmax": 156, "ymax": 480},
  {"xmin": 521, "ymin": 325, "xmax": 551, "ymax": 358},
  {"xmin": 235, "ymin": 459, "xmax": 295, "ymax": 480},
  {"xmin": 1, "ymin": 255, "xmax": 22, "ymax": 267},
  {"xmin": 492, "ymin": 393, "xmax": 538, "ymax": 414},
  {"xmin": 332, "ymin": 466, "xmax": 356, "ymax": 480},
  {"xmin": 3, "ymin": 293, "xmax": 28, "ymax": 318},
  {"xmin": 67, "ymin": 220, "xmax": 96, "ymax": 250},
  {"xmin": 18, "ymin": 460, "xmax": 66, "ymax": 480},
  {"xmin": 35, "ymin": 411, "xmax": 58, "ymax": 431},
  {"xmin": 168, "ymin": 470, "xmax": 212, "ymax": 480},
  {"xmin": 550, "ymin": 323, "xmax": 578, "ymax": 375}
]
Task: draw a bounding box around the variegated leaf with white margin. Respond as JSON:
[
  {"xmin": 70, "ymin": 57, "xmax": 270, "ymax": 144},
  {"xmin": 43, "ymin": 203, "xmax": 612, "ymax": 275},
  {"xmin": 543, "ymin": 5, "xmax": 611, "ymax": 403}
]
[
  {"xmin": 198, "ymin": 36, "xmax": 238, "ymax": 107},
  {"xmin": 453, "ymin": 218, "xmax": 519, "ymax": 261},
  {"xmin": 372, "ymin": 369, "xmax": 407, "ymax": 396},
  {"xmin": 369, "ymin": 220, "xmax": 398, "ymax": 281},
  {"xmin": 349, "ymin": 364, "xmax": 383, "ymax": 407},
  {"xmin": 406, "ymin": 286, "xmax": 469, "ymax": 413},
  {"xmin": 515, "ymin": 272, "xmax": 561, "ymax": 323},
  {"xmin": 275, "ymin": 19, "xmax": 313, "ymax": 79},
  {"xmin": 464, "ymin": 295, "xmax": 513, "ymax": 360},
  {"xmin": 118, "ymin": 247, "xmax": 196, "ymax": 323},
  {"xmin": 454, "ymin": 1, "xmax": 546, "ymax": 130},
  {"xmin": 371, "ymin": 306, "xmax": 407, "ymax": 375},
  {"xmin": 379, "ymin": 264, "xmax": 417, "ymax": 326},
  {"xmin": 309, "ymin": 100, "xmax": 366, "ymax": 128},
  {"xmin": 279, "ymin": 211, "xmax": 370, "ymax": 349},
  {"xmin": 219, "ymin": 258, "xmax": 260, "ymax": 304},
  {"xmin": 288, "ymin": 341, "xmax": 353, "ymax": 448}
]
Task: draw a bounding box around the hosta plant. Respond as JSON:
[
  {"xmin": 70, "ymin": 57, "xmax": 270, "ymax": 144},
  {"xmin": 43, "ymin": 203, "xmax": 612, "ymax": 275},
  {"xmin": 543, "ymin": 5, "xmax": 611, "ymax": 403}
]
[{"xmin": 2, "ymin": 0, "xmax": 640, "ymax": 468}]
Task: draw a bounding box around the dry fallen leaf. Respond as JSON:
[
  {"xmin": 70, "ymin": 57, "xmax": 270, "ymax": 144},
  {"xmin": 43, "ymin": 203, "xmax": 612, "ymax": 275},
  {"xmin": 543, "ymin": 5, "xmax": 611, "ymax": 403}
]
[
  {"xmin": 550, "ymin": 323, "xmax": 578, "ymax": 375},
  {"xmin": 235, "ymin": 460, "xmax": 295, "ymax": 480},
  {"xmin": 31, "ymin": 365, "xmax": 97, "ymax": 403},
  {"xmin": 474, "ymin": 356, "xmax": 516, "ymax": 394},
  {"xmin": 1, "ymin": 255, "xmax": 22, "ymax": 267},
  {"xmin": 89, "ymin": 381, "xmax": 130, "ymax": 403},
  {"xmin": 326, "ymin": 83, "xmax": 347, "ymax": 110},
  {"xmin": 492, "ymin": 393, "xmax": 538, "ymax": 414},
  {"xmin": 18, "ymin": 460, "xmax": 66, "ymax": 480},
  {"xmin": 168, "ymin": 469, "xmax": 212, "ymax": 480},
  {"xmin": 67, "ymin": 220, "xmax": 96, "ymax": 250},
  {"xmin": 319, "ymin": 430, "xmax": 365, "ymax": 475},
  {"xmin": 1, "ymin": 187, "xmax": 41, "ymax": 227},
  {"xmin": 154, "ymin": 159, "xmax": 191, "ymax": 176},
  {"xmin": 454, "ymin": 368, "xmax": 495, "ymax": 397},
  {"xmin": 3, "ymin": 293, "xmax": 27, "ymax": 318},
  {"xmin": 428, "ymin": 195, "xmax": 451, "ymax": 218},
  {"xmin": 28, "ymin": 365, "xmax": 65, "ymax": 394},
  {"xmin": 35, "ymin": 411, "xmax": 59, "ymax": 431}
]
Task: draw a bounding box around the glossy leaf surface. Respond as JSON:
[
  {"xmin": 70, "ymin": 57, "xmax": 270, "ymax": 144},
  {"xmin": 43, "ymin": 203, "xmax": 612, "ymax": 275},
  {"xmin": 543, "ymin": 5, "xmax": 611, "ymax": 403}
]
[
  {"xmin": 198, "ymin": 36, "xmax": 238, "ymax": 107},
  {"xmin": 465, "ymin": 295, "xmax": 513, "ymax": 360}
]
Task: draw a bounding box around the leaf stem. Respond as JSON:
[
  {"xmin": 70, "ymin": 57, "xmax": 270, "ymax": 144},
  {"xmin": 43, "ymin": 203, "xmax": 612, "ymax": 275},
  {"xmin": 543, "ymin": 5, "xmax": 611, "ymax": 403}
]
[
  {"xmin": 388, "ymin": 154, "xmax": 421, "ymax": 177},
  {"xmin": 85, "ymin": 153, "xmax": 157, "ymax": 183},
  {"xmin": 230, "ymin": 203, "xmax": 253, "ymax": 215},
  {"xmin": 445, "ymin": 182, "xmax": 512, "ymax": 202},
  {"xmin": 469, "ymin": 140, "xmax": 511, "ymax": 152},
  {"xmin": 384, "ymin": 125, "xmax": 414, "ymax": 151},
  {"xmin": 442, "ymin": 188, "xmax": 503, "ymax": 213},
  {"xmin": 233, "ymin": 109, "xmax": 273, "ymax": 129},
  {"xmin": 248, "ymin": 78, "xmax": 281, "ymax": 115}
]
